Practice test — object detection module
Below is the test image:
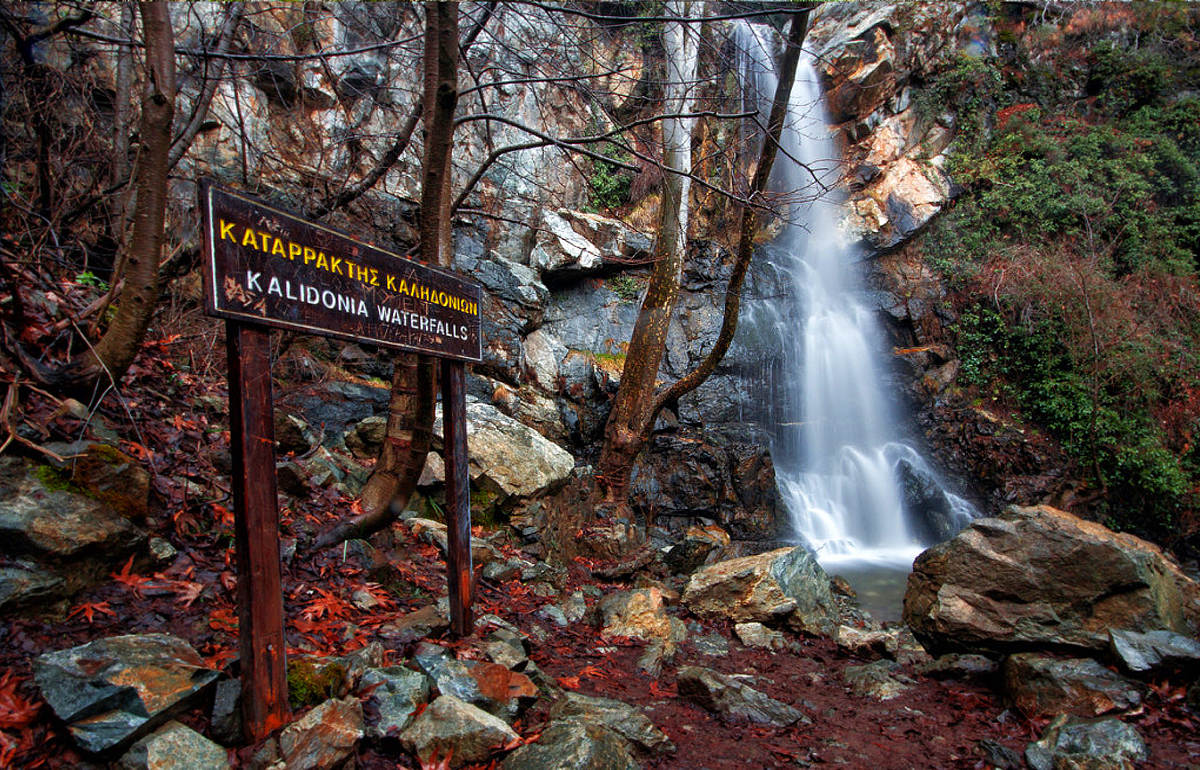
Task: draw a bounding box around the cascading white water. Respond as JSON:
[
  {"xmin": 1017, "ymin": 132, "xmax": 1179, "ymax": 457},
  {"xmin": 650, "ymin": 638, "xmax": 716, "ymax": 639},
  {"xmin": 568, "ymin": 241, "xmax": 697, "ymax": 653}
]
[{"xmin": 735, "ymin": 22, "xmax": 974, "ymax": 572}]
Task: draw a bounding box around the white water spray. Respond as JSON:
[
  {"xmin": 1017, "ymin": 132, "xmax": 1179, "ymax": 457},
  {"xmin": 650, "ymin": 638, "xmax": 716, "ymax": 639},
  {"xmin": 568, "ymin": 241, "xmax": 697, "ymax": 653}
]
[{"xmin": 735, "ymin": 22, "xmax": 974, "ymax": 570}]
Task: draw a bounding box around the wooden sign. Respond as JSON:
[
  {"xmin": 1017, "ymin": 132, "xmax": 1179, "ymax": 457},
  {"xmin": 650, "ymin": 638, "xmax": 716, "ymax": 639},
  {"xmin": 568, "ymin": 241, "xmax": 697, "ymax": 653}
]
[
  {"xmin": 201, "ymin": 182, "xmax": 482, "ymax": 362},
  {"xmin": 199, "ymin": 180, "xmax": 478, "ymax": 743}
]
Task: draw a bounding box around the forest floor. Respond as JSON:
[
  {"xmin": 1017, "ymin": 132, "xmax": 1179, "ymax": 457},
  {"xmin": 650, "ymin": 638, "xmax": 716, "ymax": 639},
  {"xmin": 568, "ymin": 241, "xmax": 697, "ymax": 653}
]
[{"xmin": 1, "ymin": 330, "xmax": 1199, "ymax": 769}]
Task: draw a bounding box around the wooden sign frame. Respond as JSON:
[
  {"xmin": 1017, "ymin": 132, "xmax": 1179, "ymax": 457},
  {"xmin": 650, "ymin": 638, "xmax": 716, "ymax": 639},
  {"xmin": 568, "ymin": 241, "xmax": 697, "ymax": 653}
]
[{"xmin": 199, "ymin": 180, "xmax": 481, "ymax": 741}]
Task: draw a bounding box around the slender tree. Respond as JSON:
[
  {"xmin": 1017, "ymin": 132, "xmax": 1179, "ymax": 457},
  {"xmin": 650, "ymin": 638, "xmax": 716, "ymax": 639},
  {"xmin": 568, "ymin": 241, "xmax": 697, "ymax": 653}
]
[
  {"xmin": 596, "ymin": 4, "xmax": 816, "ymax": 503},
  {"xmin": 313, "ymin": 1, "xmax": 460, "ymax": 548},
  {"xmin": 597, "ymin": 0, "xmax": 701, "ymax": 502}
]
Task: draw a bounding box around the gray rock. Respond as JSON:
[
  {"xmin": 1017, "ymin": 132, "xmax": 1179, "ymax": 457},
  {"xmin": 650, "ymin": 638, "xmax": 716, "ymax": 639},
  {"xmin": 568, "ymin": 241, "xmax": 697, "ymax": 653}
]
[
  {"xmin": 917, "ymin": 653, "xmax": 999, "ymax": 680},
  {"xmin": 119, "ymin": 720, "xmax": 230, "ymax": 770},
  {"xmin": 361, "ymin": 667, "xmax": 430, "ymax": 739},
  {"xmin": 676, "ymin": 665, "xmax": 809, "ymax": 726},
  {"xmin": 33, "ymin": 634, "xmax": 220, "ymax": 754},
  {"xmin": 1003, "ymin": 654, "xmax": 1143, "ymax": 718},
  {"xmin": 278, "ymin": 697, "xmax": 364, "ymax": 770},
  {"xmin": 843, "ymin": 659, "xmax": 913, "ymax": 700},
  {"xmin": 0, "ymin": 560, "xmax": 64, "ymax": 611},
  {"xmin": 147, "ymin": 537, "xmax": 177, "ymax": 566},
  {"xmin": 834, "ymin": 625, "xmax": 899, "ymax": 660},
  {"xmin": 691, "ymin": 632, "xmax": 730, "ymax": 657},
  {"xmin": 432, "ymin": 401, "xmax": 575, "ymax": 501},
  {"xmin": 209, "ymin": 679, "xmax": 242, "ymax": 746},
  {"xmin": 342, "ymin": 416, "xmax": 387, "ymax": 459},
  {"xmin": 596, "ymin": 588, "xmax": 687, "ymax": 676},
  {"xmin": 682, "ymin": 547, "xmax": 837, "ymax": 635},
  {"xmin": 0, "ymin": 456, "xmax": 146, "ymax": 562},
  {"xmin": 1025, "ymin": 716, "xmax": 1147, "ymax": 770},
  {"xmin": 413, "ymin": 643, "xmax": 483, "ymax": 705},
  {"xmin": 275, "ymin": 413, "xmax": 318, "ymax": 455},
  {"xmin": 500, "ymin": 718, "xmax": 638, "ymax": 770},
  {"xmin": 379, "ymin": 604, "xmax": 449, "ymax": 645},
  {"xmin": 734, "ymin": 622, "xmax": 786, "ymax": 651},
  {"xmin": 1108, "ymin": 628, "xmax": 1200, "ymax": 675},
  {"xmin": 975, "ymin": 739, "xmax": 1022, "ymax": 770},
  {"xmin": 399, "ymin": 695, "xmax": 518, "ymax": 769},
  {"xmin": 550, "ymin": 692, "xmax": 675, "ymax": 756}
]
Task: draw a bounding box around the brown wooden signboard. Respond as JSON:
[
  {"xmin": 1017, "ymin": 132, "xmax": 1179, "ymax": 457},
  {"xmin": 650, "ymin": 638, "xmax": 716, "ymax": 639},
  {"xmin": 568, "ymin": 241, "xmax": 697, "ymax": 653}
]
[
  {"xmin": 199, "ymin": 180, "xmax": 480, "ymax": 742},
  {"xmin": 202, "ymin": 182, "xmax": 482, "ymax": 362}
]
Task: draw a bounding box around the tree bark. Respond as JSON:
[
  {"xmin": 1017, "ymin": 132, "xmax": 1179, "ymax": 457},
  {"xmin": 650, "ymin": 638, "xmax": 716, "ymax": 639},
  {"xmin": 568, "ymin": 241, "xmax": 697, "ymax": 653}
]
[
  {"xmin": 313, "ymin": 1, "xmax": 460, "ymax": 549},
  {"xmin": 649, "ymin": 6, "xmax": 813, "ymax": 422},
  {"xmin": 596, "ymin": 4, "xmax": 815, "ymax": 502},
  {"xmin": 596, "ymin": 0, "xmax": 700, "ymax": 502},
  {"xmin": 61, "ymin": 1, "xmax": 175, "ymax": 390}
]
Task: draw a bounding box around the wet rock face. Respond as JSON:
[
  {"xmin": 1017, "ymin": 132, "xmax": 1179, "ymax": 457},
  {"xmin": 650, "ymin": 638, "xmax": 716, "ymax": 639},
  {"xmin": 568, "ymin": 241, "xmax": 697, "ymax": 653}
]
[
  {"xmin": 629, "ymin": 429, "xmax": 785, "ymax": 544},
  {"xmin": 903, "ymin": 505, "xmax": 1200, "ymax": 657}
]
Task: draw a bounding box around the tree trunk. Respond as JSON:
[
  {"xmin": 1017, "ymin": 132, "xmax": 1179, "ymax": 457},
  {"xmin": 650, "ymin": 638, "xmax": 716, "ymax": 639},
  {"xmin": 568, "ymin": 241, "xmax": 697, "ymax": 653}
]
[
  {"xmin": 650, "ymin": 6, "xmax": 814, "ymax": 422},
  {"xmin": 596, "ymin": 0, "xmax": 700, "ymax": 502},
  {"xmin": 313, "ymin": 1, "xmax": 460, "ymax": 549},
  {"xmin": 64, "ymin": 1, "xmax": 175, "ymax": 390},
  {"xmin": 596, "ymin": 4, "xmax": 814, "ymax": 502}
]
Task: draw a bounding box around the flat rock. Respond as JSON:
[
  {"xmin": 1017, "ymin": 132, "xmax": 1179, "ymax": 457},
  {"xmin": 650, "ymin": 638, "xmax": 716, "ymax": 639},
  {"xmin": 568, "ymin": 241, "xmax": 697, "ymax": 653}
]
[
  {"xmin": 500, "ymin": 718, "xmax": 638, "ymax": 770},
  {"xmin": 1108, "ymin": 628, "xmax": 1200, "ymax": 675},
  {"xmin": 1025, "ymin": 716, "xmax": 1147, "ymax": 770},
  {"xmin": 119, "ymin": 720, "xmax": 229, "ymax": 770},
  {"xmin": 843, "ymin": 659, "xmax": 913, "ymax": 700},
  {"xmin": 399, "ymin": 695, "xmax": 518, "ymax": 769},
  {"xmin": 676, "ymin": 665, "xmax": 809, "ymax": 726},
  {"xmin": 1003, "ymin": 654, "xmax": 1143, "ymax": 718},
  {"xmin": 379, "ymin": 603, "xmax": 450, "ymax": 644},
  {"xmin": 682, "ymin": 547, "xmax": 837, "ymax": 634},
  {"xmin": 834, "ymin": 625, "xmax": 899, "ymax": 660},
  {"xmin": 33, "ymin": 633, "xmax": 220, "ymax": 754},
  {"xmin": 278, "ymin": 697, "xmax": 364, "ymax": 770},
  {"xmin": 550, "ymin": 692, "xmax": 675, "ymax": 756},
  {"xmin": 0, "ymin": 456, "xmax": 146, "ymax": 561},
  {"xmin": 917, "ymin": 653, "xmax": 999, "ymax": 680},
  {"xmin": 904, "ymin": 505, "xmax": 1200, "ymax": 656},
  {"xmin": 734, "ymin": 622, "xmax": 786, "ymax": 651},
  {"xmin": 0, "ymin": 560, "xmax": 65, "ymax": 612}
]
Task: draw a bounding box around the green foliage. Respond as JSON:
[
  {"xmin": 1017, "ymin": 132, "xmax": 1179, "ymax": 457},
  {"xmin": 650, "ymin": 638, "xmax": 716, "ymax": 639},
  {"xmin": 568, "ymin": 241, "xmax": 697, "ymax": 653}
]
[
  {"xmin": 607, "ymin": 273, "xmax": 642, "ymax": 303},
  {"xmin": 928, "ymin": 100, "xmax": 1200, "ymax": 276},
  {"xmin": 587, "ymin": 144, "xmax": 635, "ymax": 212},
  {"xmin": 1088, "ymin": 40, "xmax": 1170, "ymax": 117},
  {"xmin": 915, "ymin": 54, "xmax": 1007, "ymax": 162},
  {"xmin": 75, "ymin": 271, "xmax": 109, "ymax": 291}
]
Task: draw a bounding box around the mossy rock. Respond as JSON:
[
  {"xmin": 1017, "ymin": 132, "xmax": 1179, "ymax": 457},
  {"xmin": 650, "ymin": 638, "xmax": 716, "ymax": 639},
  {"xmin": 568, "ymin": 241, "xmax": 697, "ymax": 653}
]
[
  {"xmin": 287, "ymin": 657, "xmax": 349, "ymax": 709},
  {"xmin": 69, "ymin": 444, "xmax": 151, "ymax": 520}
]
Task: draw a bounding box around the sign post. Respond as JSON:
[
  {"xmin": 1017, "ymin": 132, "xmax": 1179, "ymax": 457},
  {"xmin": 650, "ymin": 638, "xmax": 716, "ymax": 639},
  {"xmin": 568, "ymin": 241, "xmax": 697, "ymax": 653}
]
[{"xmin": 200, "ymin": 181, "xmax": 482, "ymax": 741}]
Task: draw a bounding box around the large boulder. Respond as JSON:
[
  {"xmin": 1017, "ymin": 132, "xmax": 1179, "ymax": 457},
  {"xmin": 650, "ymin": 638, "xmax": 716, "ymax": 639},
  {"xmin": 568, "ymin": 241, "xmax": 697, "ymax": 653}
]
[
  {"xmin": 432, "ymin": 400, "xmax": 574, "ymax": 504},
  {"xmin": 682, "ymin": 546, "xmax": 838, "ymax": 635},
  {"xmin": 903, "ymin": 505, "xmax": 1200, "ymax": 656}
]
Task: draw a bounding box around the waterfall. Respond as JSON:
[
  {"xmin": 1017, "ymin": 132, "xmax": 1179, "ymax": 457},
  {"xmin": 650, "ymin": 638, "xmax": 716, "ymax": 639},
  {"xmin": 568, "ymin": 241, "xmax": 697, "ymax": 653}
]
[{"xmin": 734, "ymin": 22, "xmax": 975, "ymax": 571}]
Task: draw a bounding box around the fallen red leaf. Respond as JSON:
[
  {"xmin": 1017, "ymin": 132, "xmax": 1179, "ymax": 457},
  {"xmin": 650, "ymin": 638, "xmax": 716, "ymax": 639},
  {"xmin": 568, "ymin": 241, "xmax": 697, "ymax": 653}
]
[{"xmin": 67, "ymin": 601, "xmax": 115, "ymax": 625}]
